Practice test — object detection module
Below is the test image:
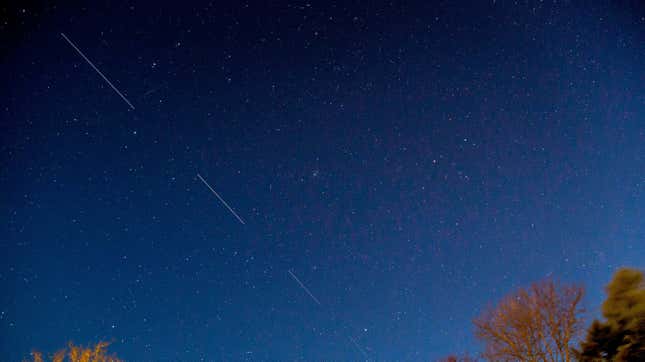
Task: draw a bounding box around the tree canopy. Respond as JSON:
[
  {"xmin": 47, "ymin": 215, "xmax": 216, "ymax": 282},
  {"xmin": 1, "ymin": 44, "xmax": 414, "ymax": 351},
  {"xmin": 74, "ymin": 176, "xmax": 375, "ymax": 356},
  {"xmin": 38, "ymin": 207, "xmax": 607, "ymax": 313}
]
[
  {"xmin": 24, "ymin": 342, "xmax": 122, "ymax": 362},
  {"xmin": 575, "ymin": 268, "xmax": 645, "ymax": 361},
  {"xmin": 473, "ymin": 279, "xmax": 584, "ymax": 362}
]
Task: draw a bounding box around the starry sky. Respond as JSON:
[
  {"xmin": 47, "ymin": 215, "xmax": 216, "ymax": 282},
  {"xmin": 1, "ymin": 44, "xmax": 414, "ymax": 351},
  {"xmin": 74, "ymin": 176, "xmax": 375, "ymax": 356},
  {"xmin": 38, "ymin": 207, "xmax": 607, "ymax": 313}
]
[{"xmin": 1, "ymin": 1, "xmax": 644, "ymax": 361}]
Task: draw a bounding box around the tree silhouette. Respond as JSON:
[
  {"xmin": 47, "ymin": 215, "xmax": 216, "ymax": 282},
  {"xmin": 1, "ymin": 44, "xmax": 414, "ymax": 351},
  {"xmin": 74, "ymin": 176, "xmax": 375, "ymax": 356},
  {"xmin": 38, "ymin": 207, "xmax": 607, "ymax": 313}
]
[
  {"xmin": 575, "ymin": 268, "xmax": 645, "ymax": 361},
  {"xmin": 473, "ymin": 278, "xmax": 584, "ymax": 362}
]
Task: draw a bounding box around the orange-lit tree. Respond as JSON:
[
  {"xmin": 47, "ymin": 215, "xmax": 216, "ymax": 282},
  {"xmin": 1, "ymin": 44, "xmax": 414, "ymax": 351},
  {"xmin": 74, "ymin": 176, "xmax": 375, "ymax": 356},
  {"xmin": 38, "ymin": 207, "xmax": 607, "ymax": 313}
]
[
  {"xmin": 473, "ymin": 279, "xmax": 584, "ymax": 362},
  {"xmin": 24, "ymin": 341, "xmax": 123, "ymax": 362}
]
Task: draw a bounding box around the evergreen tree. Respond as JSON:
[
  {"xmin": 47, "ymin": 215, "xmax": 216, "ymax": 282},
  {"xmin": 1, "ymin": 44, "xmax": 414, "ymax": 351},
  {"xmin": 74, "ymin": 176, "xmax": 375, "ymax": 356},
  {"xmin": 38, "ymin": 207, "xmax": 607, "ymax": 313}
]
[{"xmin": 576, "ymin": 268, "xmax": 645, "ymax": 361}]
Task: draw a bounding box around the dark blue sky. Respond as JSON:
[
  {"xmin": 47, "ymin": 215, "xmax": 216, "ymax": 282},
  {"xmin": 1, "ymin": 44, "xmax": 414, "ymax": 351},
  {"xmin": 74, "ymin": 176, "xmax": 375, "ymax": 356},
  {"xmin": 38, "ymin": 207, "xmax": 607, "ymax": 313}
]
[{"xmin": 2, "ymin": 1, "xmax": 644, "ymax": 361}]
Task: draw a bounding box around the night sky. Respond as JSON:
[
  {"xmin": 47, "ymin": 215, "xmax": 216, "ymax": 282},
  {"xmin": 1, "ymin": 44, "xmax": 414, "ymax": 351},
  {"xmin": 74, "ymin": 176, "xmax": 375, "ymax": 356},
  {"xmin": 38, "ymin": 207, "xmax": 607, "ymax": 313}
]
[{"xmin": 2, "ymin": 1, "xmax": 644, "ymax": 361}]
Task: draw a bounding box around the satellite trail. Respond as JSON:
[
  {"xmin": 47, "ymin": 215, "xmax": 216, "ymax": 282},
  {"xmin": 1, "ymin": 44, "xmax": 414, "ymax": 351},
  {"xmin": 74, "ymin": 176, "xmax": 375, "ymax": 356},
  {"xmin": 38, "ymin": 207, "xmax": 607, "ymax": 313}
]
[
  {"xmin": 197, "ymin": 173, "xmax": 246, "ymax": 225},
  {"xmin": 288, "ymin": 269, "xmax": 322, "ymax": 306},
  {"xmin": 60, "ymin": 33, "xmax": 135, "ymax": 110},
  {"xmin": 348, "ymin": 335, "xmax": 369, "ymax": 359},
  {"xmin": 287, "ymin": 269, "xmax": 370, "ymax": 360}
]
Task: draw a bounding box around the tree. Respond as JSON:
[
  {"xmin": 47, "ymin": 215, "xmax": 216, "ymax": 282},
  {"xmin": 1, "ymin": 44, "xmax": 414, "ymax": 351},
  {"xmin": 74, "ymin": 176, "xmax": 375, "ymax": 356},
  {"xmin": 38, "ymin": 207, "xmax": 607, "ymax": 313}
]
[
  {"xmin": 473, "ymin": 278, "xmax": 584, "ymax": 362},
  {"xmin": 24, "ymin": 341, "xmax": 123, "ymax": 362},
  {"xmin": 575, "ymin": 267, "xmax": 645, "ymax": 361},
  {"xmin": 438, "ymin": 354, "xmax": 478, "ymax": 362}
]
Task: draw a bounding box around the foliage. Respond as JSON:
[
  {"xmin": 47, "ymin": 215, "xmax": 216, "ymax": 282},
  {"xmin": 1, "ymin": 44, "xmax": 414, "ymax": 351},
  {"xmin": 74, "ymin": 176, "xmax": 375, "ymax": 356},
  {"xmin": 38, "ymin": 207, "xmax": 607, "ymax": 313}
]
[
  {"xmin": 575, "ymin": 268, "xmax": 645, "ymax": 361},
  {"xmin": 24, "ymin": 341, "xmax": 123, "ymax": 362},
  {"xmin": 473, "ymin": 279, "xmax": 584, "ymax": 362}
]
